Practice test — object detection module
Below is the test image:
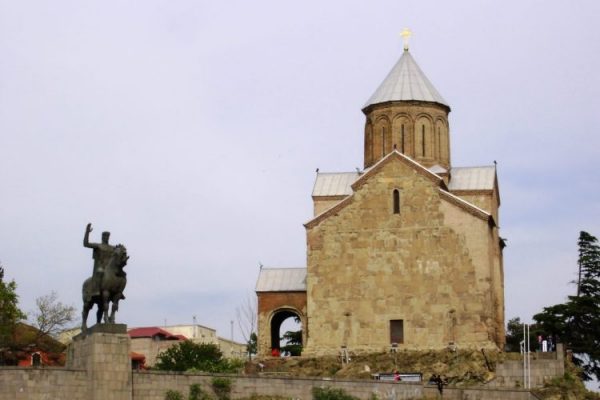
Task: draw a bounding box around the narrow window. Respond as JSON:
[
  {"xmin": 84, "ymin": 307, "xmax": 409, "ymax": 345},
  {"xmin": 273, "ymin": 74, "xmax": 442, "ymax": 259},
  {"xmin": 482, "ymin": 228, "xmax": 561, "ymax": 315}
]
[
  {"xmin": 401, "ymin": 125, "xmax": 405, "ymax": 153},
  {"xmin": 437, "ymin": 126, "xmax": 441, "ymax": 159},
  {"xmin": 421, "ymin": 125, "xmax": 425, "ymax": 156},
  {"xmin": 381, "ymin": 127, "xmax": 386, "ymax": 157},
  {"xmin": 393, "ymin": 189, "xmax": 400, "ymax": 214},
  {"xmin": 390, "ymin": 320, "xmax": 404, "ymax": 344}
]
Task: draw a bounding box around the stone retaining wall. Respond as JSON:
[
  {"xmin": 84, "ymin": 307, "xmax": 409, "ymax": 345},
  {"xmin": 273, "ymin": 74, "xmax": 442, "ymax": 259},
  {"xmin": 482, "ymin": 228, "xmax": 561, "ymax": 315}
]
[
  {"xmin": 133, "ymin": 372, "xmax": 423, "ymax": 400},
  {"xmin": 0, "ymin": 329, "xmax": 562, "ymax": 400},
  {"xmin": 423, "ymin": 386, "xmax": 538, "ymax": 400},
  {"xmin": 0, "ymin": 367, "xmax": 550, "ymax": 400},
  {"xmin": 0, "ymin": 367, "xmax": 87, "ymax": 400}
]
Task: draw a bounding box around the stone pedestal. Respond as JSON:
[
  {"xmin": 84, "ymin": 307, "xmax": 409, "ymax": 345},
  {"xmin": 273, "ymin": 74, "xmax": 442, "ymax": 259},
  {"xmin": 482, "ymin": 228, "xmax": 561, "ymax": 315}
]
[{"xmin": 67, "ymin": 324, "xmax": 131, "ymax": 400}]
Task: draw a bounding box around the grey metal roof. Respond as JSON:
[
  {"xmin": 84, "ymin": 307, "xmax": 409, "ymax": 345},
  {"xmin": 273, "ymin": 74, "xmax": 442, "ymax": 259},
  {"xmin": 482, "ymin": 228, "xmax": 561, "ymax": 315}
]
[
  {"xmin": 364, "ymin": 50, "xmax": 449, "ymax": 109},
  {"xmin": 255, "ymin": 268, "xmax": 307, "ymax": 292},
  {"xmin": 449, "ymin": 166, "xmax": 496, "ymax": 191},
  {"xmin": 312, "ymin": 172, "xmax": 360, "ymax": 197},
  {"xmin": 428, "ymin": 164, "xmax": 448, "ymax": 175}
]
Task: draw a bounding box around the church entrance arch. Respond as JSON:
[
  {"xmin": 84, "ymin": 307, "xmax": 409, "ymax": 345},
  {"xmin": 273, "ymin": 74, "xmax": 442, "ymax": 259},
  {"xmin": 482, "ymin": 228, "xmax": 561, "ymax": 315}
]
[{"xmin": 269, "ymin": 307, "xmax": 304, "ymax": 356}]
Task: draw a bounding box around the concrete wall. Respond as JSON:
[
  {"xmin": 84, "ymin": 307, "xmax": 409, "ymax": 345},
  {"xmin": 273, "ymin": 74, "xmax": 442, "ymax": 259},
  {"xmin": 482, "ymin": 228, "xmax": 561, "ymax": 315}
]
[
  {"xmin": 130, "ymin": 337, "xmax": 181, "ymax": 366},
  {"xmin": 218, "ymin": 337, "xmax": 247, "ymax": 359},
  {"xmin": 164, "ymin": 324, "xmax": 219, "ymax": 344},
  {"xmin": 488, "ymin": 359, "xmax": 564, "ymax": 389}
]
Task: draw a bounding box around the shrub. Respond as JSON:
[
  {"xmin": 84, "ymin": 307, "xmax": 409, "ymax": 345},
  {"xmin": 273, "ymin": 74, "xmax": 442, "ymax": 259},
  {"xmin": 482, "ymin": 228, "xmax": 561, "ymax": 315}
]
[
  {"xmin": 212, "ymin": 377, "xmax": 233, "ymax": 400},
  {"xmin": 312, "ymin": 387, "xmax": 358, "ymax": 400},
  {"xmin": 189, "ymin": 383, "xmax": 214, "ymax": 400},
  {"xmin": 156, "ymin": 341, "xmax": 242, "ymax": 373},
  {"xmin": 165, "ymin": 389, "xmax": 184, "ymax": 400}
]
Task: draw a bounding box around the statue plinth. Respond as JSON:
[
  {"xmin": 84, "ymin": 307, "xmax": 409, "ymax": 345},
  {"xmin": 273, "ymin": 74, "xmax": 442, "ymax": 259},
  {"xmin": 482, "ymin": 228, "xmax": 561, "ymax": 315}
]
[
  {"xmin": 67, "ymin": 323, "xmax": 131, "ymax": 400},
  {"xmin": 73, "ymin": 323, "xmax": 127, "ymax": 340}
]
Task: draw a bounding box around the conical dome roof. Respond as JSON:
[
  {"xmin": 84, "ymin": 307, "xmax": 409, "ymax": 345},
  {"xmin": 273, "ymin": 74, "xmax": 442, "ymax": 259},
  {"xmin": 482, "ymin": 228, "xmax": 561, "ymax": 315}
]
[{"xmin": 363, "ymin": 50, "xmax": 449, "ymax": 110}]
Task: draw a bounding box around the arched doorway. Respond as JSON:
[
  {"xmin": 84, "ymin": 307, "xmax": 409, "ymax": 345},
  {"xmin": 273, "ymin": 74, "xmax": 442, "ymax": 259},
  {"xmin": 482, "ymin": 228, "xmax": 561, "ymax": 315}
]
[{"xmin": 270, "ymin": 309, "xmax": 303, "ymax": 356}]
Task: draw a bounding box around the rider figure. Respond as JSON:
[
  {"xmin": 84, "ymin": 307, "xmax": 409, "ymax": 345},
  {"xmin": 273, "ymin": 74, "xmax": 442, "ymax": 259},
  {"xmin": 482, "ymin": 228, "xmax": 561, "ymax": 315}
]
[{"xmin": 83, "ymin": 223, "xmax": 116, "ymax": 297}]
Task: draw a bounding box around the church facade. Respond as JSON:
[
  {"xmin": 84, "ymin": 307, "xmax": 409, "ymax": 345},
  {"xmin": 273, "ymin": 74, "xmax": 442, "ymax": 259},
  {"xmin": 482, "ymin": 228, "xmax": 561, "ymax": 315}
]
[{"xmin": 256, "ymin": 44, "xmax": 505, "ymax": 356}]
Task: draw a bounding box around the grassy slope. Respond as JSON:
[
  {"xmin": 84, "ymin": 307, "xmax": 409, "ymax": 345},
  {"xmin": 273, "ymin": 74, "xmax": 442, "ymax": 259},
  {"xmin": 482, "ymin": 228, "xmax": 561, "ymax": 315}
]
[{"xmin": 249, "ymin": 350, "xmax": 600, "ymax": 399}]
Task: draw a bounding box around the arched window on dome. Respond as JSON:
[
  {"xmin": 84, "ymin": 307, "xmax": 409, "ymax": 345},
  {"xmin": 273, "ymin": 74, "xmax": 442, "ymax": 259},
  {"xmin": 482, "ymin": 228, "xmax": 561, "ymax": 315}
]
[
  {"xmin": 421, "ymin": 125, "xmax": 426, "ymax": 156},
  {"xmin": 393, "ymin": 189, "xmax": 400, "ymax": 214},
  {"xmin": 401, "ymin": 124, "xmax": 405, "ymax": 153},
  {"xmin": 365, "ymin": 123, "xmax": 373, "ymax": 166},
  {"xmin": 437, "ymin": 126, "xmax": 441, "ymax": 159},
  {"xmin": 435, "ymin": 119, "xmax": 448, "ymax": 164},
  {"xmin": 381, "ymin": 127, "xmax": 386, "ymax": 158}
]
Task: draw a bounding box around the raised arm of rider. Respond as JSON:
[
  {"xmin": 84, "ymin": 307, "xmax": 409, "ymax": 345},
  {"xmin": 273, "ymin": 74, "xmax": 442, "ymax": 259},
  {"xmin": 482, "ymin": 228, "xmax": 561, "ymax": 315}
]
[{"xmin": 83, "ymin": 223, "xmax": 98, "ymax": 249}]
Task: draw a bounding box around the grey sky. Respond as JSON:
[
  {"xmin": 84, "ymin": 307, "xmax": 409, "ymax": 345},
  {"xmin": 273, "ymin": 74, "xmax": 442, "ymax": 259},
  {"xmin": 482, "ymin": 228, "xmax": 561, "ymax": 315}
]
[{"xmin": 1, "ymin": 1, "xmax": 599, "ymax": 345}]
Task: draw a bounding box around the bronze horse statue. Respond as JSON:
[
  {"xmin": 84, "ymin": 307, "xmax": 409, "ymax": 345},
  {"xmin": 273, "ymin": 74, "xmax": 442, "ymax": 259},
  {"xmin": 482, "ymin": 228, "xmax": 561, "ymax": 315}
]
[{"xmin": 81, "ymin": 244, "xmax": 128, "ymax": 332}]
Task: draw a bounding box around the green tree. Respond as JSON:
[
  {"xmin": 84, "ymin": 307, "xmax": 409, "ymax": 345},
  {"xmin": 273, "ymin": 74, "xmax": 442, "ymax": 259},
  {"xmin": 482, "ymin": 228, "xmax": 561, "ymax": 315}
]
[
  {"xmin": 505, "ymin": 317, "xmax": 525, "ymax": 352},
  {"xmin": 0, "ymin": 264, "xmax": 26, "ymax": 354},
  {"xmin": 247, "ymin": 332, "xmax": 257, "ymax": 357},
  {"xmin": 534, "ymin": 231, "xmax": 600, "ymax": 382},
  {"xmin": 155, "ymin": 341, "xmax": 242, "ymax": 373},
  {"xmin": 280, "ymin": 329, "xmax": 302, "ymax": 356},
  {"xmin": 505, "ymin": 317, "xmax": 545, "ymax": 353}
]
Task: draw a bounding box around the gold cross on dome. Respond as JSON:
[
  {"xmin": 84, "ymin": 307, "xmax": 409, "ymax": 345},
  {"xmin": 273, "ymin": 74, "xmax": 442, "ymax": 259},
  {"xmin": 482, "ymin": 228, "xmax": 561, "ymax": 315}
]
[{"xmin": 401, "ymin": 28, "xmax": 412, "ymax": 51}]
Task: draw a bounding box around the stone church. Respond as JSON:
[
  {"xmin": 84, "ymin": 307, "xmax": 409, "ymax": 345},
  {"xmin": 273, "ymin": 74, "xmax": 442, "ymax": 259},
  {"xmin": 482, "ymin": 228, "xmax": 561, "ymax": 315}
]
[{"xmin": 255, "ymin": 41, "xmax": 505, "ymax": 356}]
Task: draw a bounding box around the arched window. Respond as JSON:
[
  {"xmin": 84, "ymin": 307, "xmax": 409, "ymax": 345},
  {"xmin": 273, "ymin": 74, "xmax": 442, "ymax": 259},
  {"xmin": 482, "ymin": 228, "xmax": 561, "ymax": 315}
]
[
  {"xmin": 393, "ymin": 189, "xmax": 400, "ymax": 214},
  {"xmin": 401, "ymin": 125, "xmax": 405, "ymax": 153},
  {"xmin": 421, "ymin": 125, "xmax": 426, "ymax": 156},
  {"xmin": 365, "ymin": 124, "xmax": 373, "ymax": 166},
  {"xmin": 381, "ymin": 127, "xmax": 386, "ymax": 157}
]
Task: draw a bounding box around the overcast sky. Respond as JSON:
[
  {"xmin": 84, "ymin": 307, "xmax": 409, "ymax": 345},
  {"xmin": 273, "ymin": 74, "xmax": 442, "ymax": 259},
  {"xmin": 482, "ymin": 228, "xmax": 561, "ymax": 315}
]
[{"xmin": 1, "ymin": 1, "xmax": 599, "ymax": 346}]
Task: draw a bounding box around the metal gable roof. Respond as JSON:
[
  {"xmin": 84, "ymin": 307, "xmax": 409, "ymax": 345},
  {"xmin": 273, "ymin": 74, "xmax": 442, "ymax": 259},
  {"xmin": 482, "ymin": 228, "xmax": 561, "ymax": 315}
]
[
  {"xmin": 255, "ymin": 268, "xmax": 307, "ymax": 292},
  {"xmin": 312, "ymin": 172, "xmax": 360, "ymax": 197},
  {"xmin": 449, "ymin": 166, "xmax": 496, "ymax": 191},
  {"xmin": 364, "ymin": 50, "xmax": 449, "ymax": 109}
]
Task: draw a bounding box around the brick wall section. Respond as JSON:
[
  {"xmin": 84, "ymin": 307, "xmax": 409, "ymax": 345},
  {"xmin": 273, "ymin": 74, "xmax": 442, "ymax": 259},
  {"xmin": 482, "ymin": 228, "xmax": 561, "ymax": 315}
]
[
  {"xmin": 257, "ymin": 291, "xmax": 307, "ymax": 356},
  {"xmin": 363, "ymin": 101, "xmax": 450, "ymax": 170},
  {"xmin": 0, "ymin": 367, "xmax": 87, "ymax": 400}
]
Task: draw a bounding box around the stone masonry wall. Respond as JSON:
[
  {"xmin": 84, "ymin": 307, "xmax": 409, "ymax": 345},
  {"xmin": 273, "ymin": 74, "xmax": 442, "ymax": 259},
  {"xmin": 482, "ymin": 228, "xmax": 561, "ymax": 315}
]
[
  {"xmin": 132, "ymin": 372, "xmax": 423, "ymax": 400},
  {"xmin": 305, "ymin": 157, "xmax": 502, "ymax": 355},
  {"xmin": 0, "ymin": 367, "xmax": 87, "ymax": 400},
  {"xmin": 0, "ymin": 366, "xmax": 555, "ymax": 400},
  {"xmin": 66, "ymin": 326, "xmax": 132, "ymax": 400},
  {"xmin": 422, "ymin": 386, "xmax": 537, "ymax": 400}
]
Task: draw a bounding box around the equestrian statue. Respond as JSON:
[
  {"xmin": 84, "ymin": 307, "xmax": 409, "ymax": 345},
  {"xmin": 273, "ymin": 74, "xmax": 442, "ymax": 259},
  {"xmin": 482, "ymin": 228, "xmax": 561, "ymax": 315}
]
[{"xmin": 81, "ymin": 223, "xmax": 128, "ymax": 332}]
